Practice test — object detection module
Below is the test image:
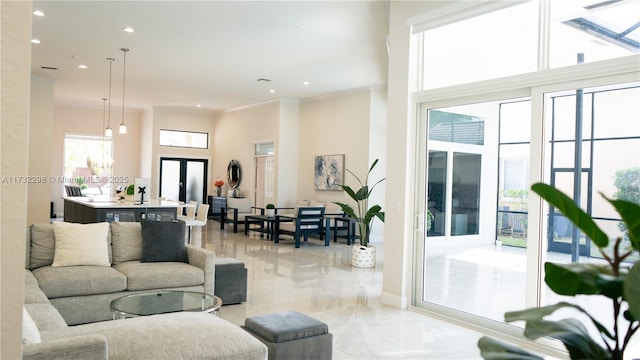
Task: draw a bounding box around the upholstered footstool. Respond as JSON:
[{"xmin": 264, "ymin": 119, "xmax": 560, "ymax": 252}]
[
  {"xmin": 243, "ymin": 311, "xmax": 333, "ymax": 360},
  {"xmin": 214, "ymin": 258, "xmax": 248, "ymax": 305}
]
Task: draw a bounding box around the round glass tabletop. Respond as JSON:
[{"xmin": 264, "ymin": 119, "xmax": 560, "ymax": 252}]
[{"xmin": 110, "ymin": 290, "xmax": 221, "ymax": 319}]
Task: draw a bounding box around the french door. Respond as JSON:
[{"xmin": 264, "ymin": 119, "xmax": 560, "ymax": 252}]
[{"xmin": 159, "ymin": 157, "xmax": 208, "ymax": 205}]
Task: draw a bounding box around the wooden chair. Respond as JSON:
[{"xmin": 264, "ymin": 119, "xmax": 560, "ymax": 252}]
[{"xmin": 274, "ymin": 206, "xmax": 330, "ymax": 248}]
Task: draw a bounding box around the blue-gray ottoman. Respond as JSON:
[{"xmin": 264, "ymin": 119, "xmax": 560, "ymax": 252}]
[
  {"xmin": 243, "ymin": 311, "xmax": 332, "ymax": 360},
  {"xmin": 215, "ymin": 258, "xmax": 248, "ymax": 305}
]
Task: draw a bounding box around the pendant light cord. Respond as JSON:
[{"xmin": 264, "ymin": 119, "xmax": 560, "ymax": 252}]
[{"xmin": 120, "ymin": 48, "xmax": 129, "ymax": 133}]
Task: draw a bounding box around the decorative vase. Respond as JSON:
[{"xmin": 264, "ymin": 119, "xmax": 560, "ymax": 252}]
[
  {"xmin": 216, "ymin": 187, "xmax": 221, "ymax": 196},
  {"xmin": 352, "ymin": 245, "xmax": 376, "ymax": 268}
]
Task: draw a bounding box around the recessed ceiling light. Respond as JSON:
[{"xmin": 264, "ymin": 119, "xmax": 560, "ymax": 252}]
[
  {"xmin": 78, "ymin": 64, "xmax": 88, "ymax": 69},
  {"xmin": 31, "ymin": 39, "xmax": 41, "ymax": 44},
  {"xmin": 303, "ymin": 81, "xmax": 309, "ymax": 86},
  {"xmin": 33, "ymin": 10, "xmax": 45, "ymax": 17},
  {"xmin": 196, "ymin": 104, "xmax": 202, "ymax": 108},
  {"xmin": 122, "ymin": 27, "xmax": 135, "ymax": 33},
  {"xmin": 269, "ymin": 89, "xmax": 276, "ymax": 93}
]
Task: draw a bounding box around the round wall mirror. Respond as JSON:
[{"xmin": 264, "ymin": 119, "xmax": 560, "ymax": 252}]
[{"xmin": 227, "ymin": 160, "xmax": 241, "ymax": 189}]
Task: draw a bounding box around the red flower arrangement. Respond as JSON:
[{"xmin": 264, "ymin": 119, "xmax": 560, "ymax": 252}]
[{"xmin": 214, "ymin": 180, "xmax": 224, "ymax": 187}]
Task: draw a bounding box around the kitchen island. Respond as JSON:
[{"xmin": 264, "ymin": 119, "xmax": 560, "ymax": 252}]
[{"xmin": 63, "ymin": 196, "xmax": 180, "ymax": 223}]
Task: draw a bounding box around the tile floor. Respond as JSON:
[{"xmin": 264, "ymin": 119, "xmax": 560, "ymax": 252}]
[{"xmin": 190, "ymin": 221, "xmax": 486, "ymax": 360}]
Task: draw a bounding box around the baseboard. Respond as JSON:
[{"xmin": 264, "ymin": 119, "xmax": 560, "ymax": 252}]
[{"xmin": 380, "ymin": 291, "xmax": 407, "ymax": 309}]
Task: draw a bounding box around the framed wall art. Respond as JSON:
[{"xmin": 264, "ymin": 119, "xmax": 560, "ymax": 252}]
[{"xmin": 314, "ymin": 154, "xmax": 344, "ymax": 191}]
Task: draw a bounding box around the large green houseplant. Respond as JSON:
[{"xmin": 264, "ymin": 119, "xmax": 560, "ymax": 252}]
[
  {"xmin": 334, "ymin": 159, "xmax": 385, "ymax": 248},
  {"xmin": 478, "ymin": 182, "xmax": 640, "ymax": 360}
]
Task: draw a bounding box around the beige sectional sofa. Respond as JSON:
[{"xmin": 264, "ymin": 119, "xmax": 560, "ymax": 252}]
[{"xmin": 23, "ymin": 222, "xmax": 267, "ymax": 359}]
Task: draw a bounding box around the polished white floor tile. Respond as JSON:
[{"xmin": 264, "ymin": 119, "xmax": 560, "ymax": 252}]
[{"xmin": 191, "ymin": 222, "xmax": 485, "ymax": 359}]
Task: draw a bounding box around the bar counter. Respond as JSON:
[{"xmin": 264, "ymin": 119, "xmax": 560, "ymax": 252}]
[{"xmin": 63, "ymin": 196, "xmax": 179, "ymax": 223}]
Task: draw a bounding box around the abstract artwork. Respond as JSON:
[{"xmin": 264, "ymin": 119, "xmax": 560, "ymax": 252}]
[{"xmin": 314, "ymin": 154, "xmax": 344, "ymax": 191}]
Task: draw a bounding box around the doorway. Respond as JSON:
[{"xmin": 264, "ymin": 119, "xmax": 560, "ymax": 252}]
[
  {"xmin": 159, "ymin": 157, "xmax": 208, "ymax": 205},
  {"xmin": 253, "ymin": 142, "xmax": 275, "ymax": 208}
]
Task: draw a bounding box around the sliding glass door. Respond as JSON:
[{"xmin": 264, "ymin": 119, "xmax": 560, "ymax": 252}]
[{"xmin": 414, "ymin": 81, "xmax": 639, "ymax": 348}]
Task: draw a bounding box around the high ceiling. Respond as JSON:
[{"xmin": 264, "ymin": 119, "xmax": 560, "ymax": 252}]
[{"xmin": 30, "ymin": 1, "xmax": 390, "ymax": 112}]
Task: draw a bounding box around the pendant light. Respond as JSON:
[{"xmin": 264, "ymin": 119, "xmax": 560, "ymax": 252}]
[
  {"xmin": 105, "ymin": 57, "xmax": 115, "ymax": 137},
  {"xmin": 119, "ymin": 48, "xmax": 129, "ymax": 134},
  {"xmin": 100, "ymin": 98, "xmax": 108, "ymax": 168}
]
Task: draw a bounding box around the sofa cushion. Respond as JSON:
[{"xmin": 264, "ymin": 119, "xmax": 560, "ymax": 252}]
[
  {"xmin": 140, "ymin": 220, "xmax": 187, "ymax": 263},
  {"xmin": 41, "ymin": 312, "xmax": 268, "ymax": 360},
  {"xmin": 24, "ymin": 270, "xmax": 50, "ymax": 305},
  {"xmin": 110, "ymin": 222, "xmax": 142, "ymax": 264},
  {"xmin": 114, "ymin": 261, "xmax": 204, "ymax": 291},
  {"xmin": 33, "ymin": 265, "xmax": 127, "ymax": 298},
  {"xmin": 227, "ymin": 197, "xmax": 252, "ymax": 213},
  {"xmin": 52, "ymin": 222, "xmax": 111, "ymax": 267},
  {"xmin": 29, "ymin": 224, "xmax": 55, "ymax": 269},
  {"xmin": 24, "ymin": 303, "xmax": 68, "ymax": 331},
  {"xmin": 22, "ymin": 307, "xmax": 41, "ymax": 344}
]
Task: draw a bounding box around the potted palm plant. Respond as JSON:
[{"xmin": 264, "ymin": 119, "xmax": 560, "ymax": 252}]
[
  {"xmin": 478, "ymin": 182, "xmax": 640, "ymax": 360},
  {"xmin": 334, "ymin": 159, "xmax": 385, "ymax": 268}
]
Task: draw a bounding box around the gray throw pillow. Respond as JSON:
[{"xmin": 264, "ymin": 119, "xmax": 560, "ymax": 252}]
[{"xmin": 140, "ymin": 220, "xmax": 187, "ymax": 263}]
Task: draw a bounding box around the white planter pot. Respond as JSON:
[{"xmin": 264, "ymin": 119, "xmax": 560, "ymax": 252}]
[
  {"xmin": 352, "ymin": 245, "xmax": 376, "ymax": 268},
  {"xmin": 265, "ymin": 209, "xmax": 275, "ymax": 217}
]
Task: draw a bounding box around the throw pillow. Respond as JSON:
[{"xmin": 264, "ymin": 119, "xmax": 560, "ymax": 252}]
[
  {"xmin": 22, "ymin": 308, "xmax": 41, "ymax": 344},
  {"xmin": 140, "ymin": 220, "xmax": 187, "ymax": 263},
  {"xmin": 51, "ymin": 222, "xmax": 111, "ymax": 267}
]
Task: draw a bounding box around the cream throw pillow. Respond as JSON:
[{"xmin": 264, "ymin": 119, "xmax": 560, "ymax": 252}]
[
  {"xmin": 52, "ymin": 222, "xmax": 111, "ymax": 267},
  {"xmin": 22, "ymin": 308, "xmax": 41, "ymax": 344}
]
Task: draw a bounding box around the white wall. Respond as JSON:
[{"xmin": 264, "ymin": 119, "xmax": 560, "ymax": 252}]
[
  {"xmin": 28, "ymin": 77, "xmax": 54, "ymax": 224},
  {"xmin": 50, "ymin": 105, "xmax": 141, "ymax": 215},
  {"xmin": 150, "ymin": 107, "xmax": 216, "ymax": 199},
  {"xmin": 298, "ymin": 89, "xmax": 373, "ymax": 208},
  {"xmin": 1, "ymin": 1, "xmax": 32, "ymax": 357},
  {"xmin": 277, "ymin": 99, "xmax": 300, "ymax": 207},
  {"xmin": 383, "ymin": 1, "xmax": 453, "ymax": 309},
  {"xmin": 139, "ymin": 108, "xmax": 154, "ymax": 178},
  {"xmin": 213, "ymin": 102, "xmax": 280, "ymax": 202}
]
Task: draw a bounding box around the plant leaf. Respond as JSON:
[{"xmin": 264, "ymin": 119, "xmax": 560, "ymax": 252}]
[
  {"xmin": 333, "ymin": 202, "xmax": 356, "ymax": 219},
  {"xmin": 544, "ymin": 262, "xmax": 602, "ymax": 296},
  {"xmin": 624, "ymin": 262, "xmax": 640, "ymax": 321},
  {"xmin": 506, "ymin": 302, "xmax": 614, "ymax": 340},
  {"xmin": 339, "ymin": 185, "xmax": 358, "ymax": 203},
  {"xmin": 505, "ymin": 302, "xmax": 577, "ymax": 322},
  {"xmin": 603, "ymin": 195, "xmax": 640, "ymax": 252},
  {"xmin": 595, "ymin": 273, "xmax": 625, "ymax": 299},
  {"xmin": 355, "ymin": 186, "xmax": 369, "ymax": 201},
  {"xmin": 522, "ymin": 319, "xmax": 610, "ymax": 360},
  {"xmin": 477, "ymin": 337, "xmax": 543, "ymax": 360},
  {"xmin": 531, "ymin": 183, "xmax": 608, "ymax": 248}
]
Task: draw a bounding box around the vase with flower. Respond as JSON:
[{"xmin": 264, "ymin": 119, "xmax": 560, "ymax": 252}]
[{"xmin": 214, "ymin": 180, "xmax": 224, "ymax": 196}]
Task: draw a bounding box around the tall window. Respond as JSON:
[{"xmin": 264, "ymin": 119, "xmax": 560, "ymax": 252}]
[
  {"xmin": 63, "ymin": 135, "xmax": 113, "ymax": 195},
  {"xmin": 411, "ymin": 0, "xmax": 640, "ymax": 353},
  {"xmin": 416, "ymin": 0, "xmax": 640, "ymax": 89}
]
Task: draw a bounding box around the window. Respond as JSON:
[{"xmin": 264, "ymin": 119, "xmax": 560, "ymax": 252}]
[
  {"xmin": 419, "ymin": 1, "xmax": 539, "ymax": 89},
  {"xmin": 550, "ymin": 0, "xmax": 640, "ymax": 68},
  {"xmin": 63, "ymin": 135, "xmax": 113, "ymax": 195},
  {"xmin": 416, "ymin": 0, "xmax": 639, "ymax": 89},
  {"xmin": 159, "ymin": 129, "xmax": 208, "ymax": 149},
  {"xmin": 410, "ymin": 1, "xmax": 639, "ymax": 353}
]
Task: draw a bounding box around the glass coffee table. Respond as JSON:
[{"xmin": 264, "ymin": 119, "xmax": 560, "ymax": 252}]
[{"xmin": 110, "ymin": 290, "xmax": 222, "ymax": 319}]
